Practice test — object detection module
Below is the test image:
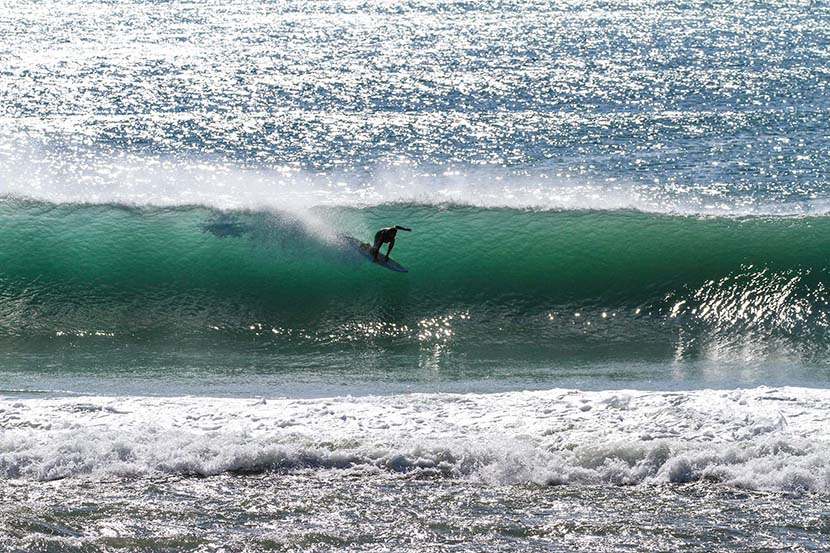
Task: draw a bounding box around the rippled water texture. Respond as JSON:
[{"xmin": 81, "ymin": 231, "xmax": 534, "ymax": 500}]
[
  {"xmin": 1, "ymin": 0, "xmax": 829, "ymax": 211},
  {"xmin": 3, "ymin": 475, "xmax": 830, "ymax": 552}
]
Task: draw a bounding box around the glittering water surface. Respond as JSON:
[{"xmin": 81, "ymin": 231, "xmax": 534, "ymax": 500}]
[
  {"xmin": 2, "ymin": 474, "xmax": 829, "ymax": 552},
  {"xmin": 2, "ymin": 0, "xmax": 830, "ymax": 211}
]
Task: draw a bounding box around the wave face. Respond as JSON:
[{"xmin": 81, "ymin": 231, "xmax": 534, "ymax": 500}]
[{"xmin": 0, "ymin": 199, "xmax": 829, "ymax": 360}]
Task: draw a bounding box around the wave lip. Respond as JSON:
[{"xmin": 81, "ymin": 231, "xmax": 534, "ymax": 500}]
[
  {"xmin": 3, "ymin": 145, "xmax": 830, "ymax": 216},
  {"xmin": 2, "ymin": 387, "xmax": 829, "ymax": 493}
]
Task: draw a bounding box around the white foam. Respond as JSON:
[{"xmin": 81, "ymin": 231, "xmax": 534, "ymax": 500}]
[
  {"xmin": 0, "ymin": 142, "xmax": 822, "ymax": 215},
  {"xmin": 2, "ymin": 387, "xmax": 829, "ymax": 492}
]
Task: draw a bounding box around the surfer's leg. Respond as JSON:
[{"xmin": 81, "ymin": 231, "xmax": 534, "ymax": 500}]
[
  {"xmin": 372, "ymin": 235, "xmax": 383, "ymax": 260},
  {"xmin": 385, "ymin": 238, "xmax": 394, "ymax": 260}
]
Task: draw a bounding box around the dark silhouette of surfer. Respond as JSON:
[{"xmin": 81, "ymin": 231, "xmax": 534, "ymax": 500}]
[{"xmin": 372, "ymin": 225, "xmax": 411, "ymax": 261}]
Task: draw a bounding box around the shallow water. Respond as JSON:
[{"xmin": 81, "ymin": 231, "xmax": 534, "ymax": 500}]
[{"xmin": 3, "ymin": 474, "xmax": 829, "ymax": 552}]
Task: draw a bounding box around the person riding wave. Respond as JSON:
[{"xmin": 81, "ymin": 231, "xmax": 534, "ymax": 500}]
[{"xmin": 371, "ymin": 225, "xmax": 411, "ymax": 261}]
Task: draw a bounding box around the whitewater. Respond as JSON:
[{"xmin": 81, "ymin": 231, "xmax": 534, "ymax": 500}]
[
  {"xmin": 3, "ymin": 0, "xmax": 830, "ymax": 550},
  {"xmin": 3, "ymin": 387, "xmax": 828, "ymax": 491}
]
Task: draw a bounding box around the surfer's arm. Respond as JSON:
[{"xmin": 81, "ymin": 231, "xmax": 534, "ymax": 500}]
[{"xmin": 395, "ymin": 226, "xmax": 412, "ymax": 232}]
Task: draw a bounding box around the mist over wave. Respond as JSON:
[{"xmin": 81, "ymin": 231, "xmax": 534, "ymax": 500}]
[{"xmin": 4, "ymin": 144, "xmax": 830, "ymax": 215}]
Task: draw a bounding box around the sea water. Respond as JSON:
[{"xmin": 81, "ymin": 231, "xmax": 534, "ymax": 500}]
[{"xmin": 2, "ymin": 0, "xmax": 830, "ymax": 550}]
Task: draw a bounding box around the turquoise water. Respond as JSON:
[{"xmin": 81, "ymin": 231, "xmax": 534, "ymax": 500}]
[
  {"xmin": 2, "ymin": 201, "xmax": 830, "ymax": 395},
  {"xmin": 2, "ymin": 0, "xmax": 830, "ymax": 550}
]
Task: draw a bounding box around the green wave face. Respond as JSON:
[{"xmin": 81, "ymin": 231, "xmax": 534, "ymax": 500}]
[{"xmin": 0, "ymin": 200, "xmax": 828, "ymax": 359}]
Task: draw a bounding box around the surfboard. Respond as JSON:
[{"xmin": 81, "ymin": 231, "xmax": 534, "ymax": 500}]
[{"xmin": 341, "ymin": 236, "xmax": 408, "ymax": 273}]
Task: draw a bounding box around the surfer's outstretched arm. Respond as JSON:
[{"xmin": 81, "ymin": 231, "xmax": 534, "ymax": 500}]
[
  {"xmin": 395, "ymin": 226, "xmax": 412, "ymax": 232},
  {"xmin": 385, "ymin": 238, "xmax": 395, "ymax": 260}
]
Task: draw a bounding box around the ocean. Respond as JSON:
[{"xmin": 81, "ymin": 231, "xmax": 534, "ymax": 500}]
[{"xmin": 2, "ymin": 0, "xmax": 830, "ymax": 550}]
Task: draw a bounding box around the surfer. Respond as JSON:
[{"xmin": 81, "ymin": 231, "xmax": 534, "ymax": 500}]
[{"xmin": 371, "ymin": 225, "xmax": 411, "ymax": 261}]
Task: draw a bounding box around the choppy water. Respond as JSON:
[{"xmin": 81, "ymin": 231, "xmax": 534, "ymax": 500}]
[
  {"xmin": 5, "ymin": 474, "xmax": 830, "ymax": 552},
  {"xmin": 2, "ymin": 0, "xmax": 830, "ymax": 550}
]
